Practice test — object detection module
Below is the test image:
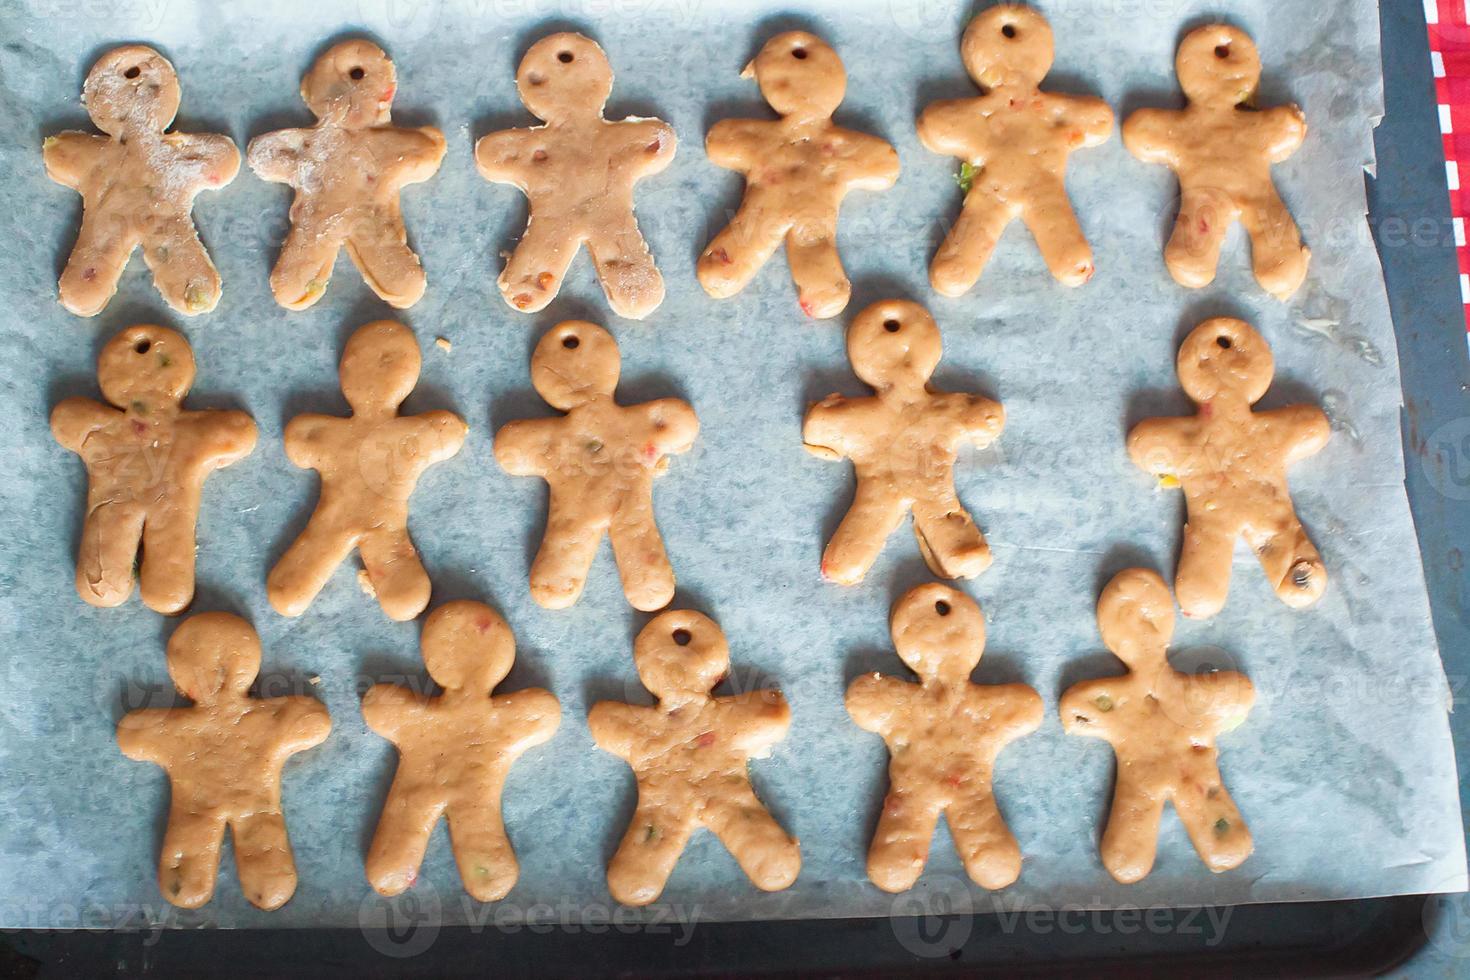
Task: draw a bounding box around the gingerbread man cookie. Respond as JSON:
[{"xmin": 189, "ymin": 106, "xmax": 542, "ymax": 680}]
[
  {"xmin": 494, "ymin": 321, "xmax": 698, "ymax": 611},
  {"xmin": 44, "ymin": 46, "xmax": 239, "ymax": 317},
  {"xmin": 589, "ymin": 610, "xmax": 800, "ymax": 906},
  {"xmin": 804, "ymin": 299, "xmax": 1004, "ymax": 585},
  {"xmin": 1122, "ymin": 25, "xmax": 1310, "ymax": 299},
  {"xmin": 1061, "ymin": 568, "xmax": 1255, "ymax": 883},
  {"xmin": 52, "ymin": 325, "xmax": 257, "ymax": 614},
  {"xmin": 475, "ymin": 33, "xmax": 675, "ymax": 320},
  {"xmin": 268, "ymin": 320, "xmax": 466, "ymax": 621},
  {"xmin": 1128, "ymin": 317, "xmax": 1329, "ymax": 619},
  {"xmin": 917, "ymin": 6, "xmax": 1112, "ymax": 294},
  {"xmin": 696, "ymin": 31, "xmax": 900, "ymax": 319},
  {"xmin": 847, "ymin": 584, "xmax": 1041, "ymax": 892},
  {"xmin": 364, "ymin": 601, "xmax": 560, "ymax": 902},
  {"xmin": 248, "ymin": 40, "xmax": 446, "ymax": 310},
  {"xmin": 116, "ymin": 612, "xmax": 331, "ymax": 909}
]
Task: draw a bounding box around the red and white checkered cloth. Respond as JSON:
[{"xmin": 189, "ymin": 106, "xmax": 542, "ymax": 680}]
[{"xmin": 1425, "ymin": 0, "xmax": 1470, "ymax": 340}]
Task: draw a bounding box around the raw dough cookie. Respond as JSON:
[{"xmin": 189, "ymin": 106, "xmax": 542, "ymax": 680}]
[
  {"xmin": 494, "ymin": 320, "xmax": 698, "ymax": 611},
  {"xmin": 248, "ymin": 40, "xmax": 446, "ymax": 310},
  {"xmin": 847, "ymin": 584, "xmax": 1041, "ymax": 892},
  {"xmin": 589, "ymin": 609, "xmax": 800, "ymax": 906},
  {"xmin": 1060, "ymin": 568, "xmax": 1255, "ymax": 883},
  {"xmin": 697, "ymin": 31, "xmax": 900, "ymax": 319},
  {"xmin": 1127, "ymin": 317, "xmax": 1329, "ymax": 619},
  {"xmin": 475, "ymin": 33, "xmax": 675, "ymax": 320},
  {"xmin": 44, "ymin": 45, "xmax": 239, "ymax": 317},
  {"xmin": 803, "ymin": 299, "xmax": 1004, "ymax": 585},
  {"xmin": 917, "ymin": 5, "xmax": 1112, "ymax": 294},
  {"xmin": 1122, "ymin": 25, "xmax": 1309, "ymax": 299},
  {"xmin": 116, "ymin": 612, "xmax": 331, "ymax": 910},
  {"xmin": 268, "ymin": 320, "xmax": 466, "ymax": 621},
  {"xmin": 52, "ymin": 325, "xmax": 257, "ymax": 614},
  {"xmin": 364, "ymin": 600, "xmax": 560, "ymax": 902}
]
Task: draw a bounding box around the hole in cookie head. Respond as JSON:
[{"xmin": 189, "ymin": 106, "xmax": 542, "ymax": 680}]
[
  {"xmin": 1216, "ymin": 335, "xmax": 1232, "ymax": 349},
  {"xmin": 124, "ymin": 66, "xmax": 141, "ymax": 79},
  {"xmin": 935, "ymin": 600, "xmax": 952, "ymax": 616},
  {"xmin": 349, "ymin": 66, "xmax": 365, "ymax": 80},
  {"xmin": 562, "ymin": 335, "xmax": 580, "ymax": 350},
  {"xmin": 558, "ymin": 51, "xmax": 574, "ymax": 63},
  {"xmin": 792, "ymin": 47, "xmax": 808, "ymax": 60},
  {"xmin": 134, "ymin": 339, "xmax": 151, "ymax": 354},
  {"xmin": 1001, "ymin": 24, "xmax": 1017, "ymax": 38},
  {"xmin": 672, "ymin": 628, "xmax": 692, "ymax": 646},
  {"xmin": 883, "ymin": 319, "xmax": 901, "ymax": 333},
  {"xmin": 1214, "ymin": 44, "xmax": 1230, "ymax": 59}
]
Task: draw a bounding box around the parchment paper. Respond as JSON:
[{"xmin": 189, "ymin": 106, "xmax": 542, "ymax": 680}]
[{"xmin": 0, "ymin": 0, "xmax": 1462, "ymax": 930}]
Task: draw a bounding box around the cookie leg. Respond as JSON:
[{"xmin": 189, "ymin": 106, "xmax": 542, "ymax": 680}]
[
  {"xmin": 911, "ymin": 494, "xmax": 991, "ymax": 580},
  {"xmin": 157, "ymin": 806, "xmax": 226, "ymax": 909},
  {"xmin": 528, "ymin": 495, "xmax": 603, "ymax": 610},
  {"xmin": 266, "ymin": 516, "xmax": 357, "ymax": 618},
  {"xmin": 946, "ymin": 788, "xmax": 1024, "ymax": 890},
  {"xmin": 231, "ymin": 810, "xmax": 299, "ymax": 911},
  {"xmin": 365, "ymin": 785, "xmax": 443, "ymax": 897},
  {"xmin": 59, "ymin": 211, "xmax": 137, "ymax": 317},
  {"xmin": 1174, "ymin": 515, "xmax": 1236, "ymax": 620},
  {"xmin": 1099, "ymin": 772, "xmax": 1166, "ymax": 885},
  {"xmin": 1172, "ymin": 770, "xmax": 1253, "ymax": 874},
  {"xmin": 866, "ymin": 788, "xmax": 943, "ymax": 893},
  {"xmin": 447, "ymin": 797, "xmax": 519, "ymax": 903},
  {"xmin": 821, "ymin": 482, "xmax": 908, "ymax": 586},
  {"xmin": 143, "ymin": 216, "xmax": 222, "ymax": 315},
  {"xmin": 360, "ymin": 527, "xmax": 432, "ymax": 622},
  {"xmin": 75, "ymin": 500, "xmax": 145, "ymax": 608},
  {"xmin": 606, "ymin": 804, "xmax": 695, "ymax": 907},
  {"xmin": 345, "ymin": 210, "xmax": 428, "ymax": 309},
  {"xmin": 696, "ymin": 194, "xmax": 789, "ymax": 299},
  {"xmin": 929, "ymin": 188, "xmax": 1011, "ymax": 297},
  {"xmin": 1245, "ymin": 509, "xmax": 1327, "ymax": 610},
  {"xmin": 270, "ymin": 221, "xmax": 341, "ymax": 310},
  {"xmin": 1020, "ymin": 186, "xmax": 1094, "ymax": 286},
  {"xmin": 785, "ymin": 212, "xmax": 850, "ymax": 319},
  {"xmin": 704, "ymin": 785, "xmax": 801, "ymax": 892},
  {"xmin": 608, "ymin": 492, "xmax": 675, "ymax": 612},
  {"xmin": 1241, "ymin": 187, "xmax": 1310, "ymax": 300},
  {"xmin": 498, "ymin": 221, "xmax": 579, "ymax": 315},
  {"xmin": 1163, "ymin": 186, "xmax": 1233, "ymax": 290},
  {"xmin": 138, "ymin": 504, "xmax": 200, "ymax": 615},
  {"xmin": 587, "ymin": 215, "xmax": 665, "ymax": 320}
]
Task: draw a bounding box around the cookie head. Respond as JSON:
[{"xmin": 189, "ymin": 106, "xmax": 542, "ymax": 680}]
[
  {"xmin": 98, "ymin": 325, "xmax": 195, "ymax": 409},
  {"xmin": 847, "ymin": 299, "xmax": 941, "ymax": 391},
  {"xmin": 890, "ymin": 584, "xmax": 985, "ymax": 683},
  {"xmin": 747, "ymin": 31, "xmax": 846, "ymax": 120},
  {"xmin": 530, "ymin": 321, "xmax": 620, "ymax": 410},
  {"xmin": 1177, "ymin": 24, "xmax": 1261, "ymax": 108},
  {"xmin": 517, "ymin": 33, "xmax": 614, "ymax": 122},
  {"xmin": 960, "ymin": 4, "xmax": 1054, "ymax": 92},
  {"xmin": 1096, "ymin": 568, "xmax": 1175, "ymax": 668},
  {"xmin": 340, "ymin": 320, "xmax": 421, "ymax": 415},
  {"xmin": 634, "ymin": 610, "xmax": 730, "ymax": 703},
  {"xmin": 1175, "ymin": 317, "xmax": 1273, "ymax": 405},
  {"xmin": 301, "ymin": 39, "xmax": 397, "ymax": 128},
  {"xmin": 421, "ymin": 601, "xmax": 515, "ymax": 695},
  {"xmin": 83, "ymin": 45, "xmax": 181, "ymax": 136},
  {"xmin": 166, "ymin": 612, "xmax": 261, "ymax": 703}
]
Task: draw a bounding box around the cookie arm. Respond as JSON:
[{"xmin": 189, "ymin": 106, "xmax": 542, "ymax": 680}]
[
  {"xmin": 1059, "ymin": 678, "xmax": 1120, "ymax": 736},
  {"xmin": 1189, "ymin": 670, "xmax": 1256, "ymax": 732},
  {"xmin": 492, "ymin": 417, "xmax": 559, "ymax": 477},
  {"xmin": 844, "ymin": 673, "xmax": 907, "ymax": 733},
  {"xmin": 916, "ymin": 99, "xmax": 980, "ymax": 158},
  {"xmin": 801, "ymin": 394, "xmax": 857, "ymax": 460},
  {"xmin": 1265, "ymin": 404, "xmax": 1330, "ymax": 463},
  {"xmin": 473, "ymin": 127, "xmax": 535, "ymax": 186},
  {"xmin": 1063, "ymin": 94, "xmax": 1115, "ymax": 147},
  {"xmin": 962, "ymin": 395, "xmax": 1006, "ymax": 449},
  {"xmin": 281, "ymin": 695, "xmax": 333, "ymax": 750},
  {"xmin": 1120, "ymin": 108, "xmax": 1177, "ymax": 165},
  {"xmin": 246, "ymin": 129, "xmax": 308, "ymax": 184},
  {"xmin": 645, "ymin": 398, "xmax": 700, "ymax": 456},
  {"xmin": 281, "ymin": 414, "xmax": 337, "ymax": 471},
  {"xmin": 194, "ymin": 409, "xmax": 259, "ymax": 467},
  {"xmin": 42, "ymin": 132, "xmax": 104, "ymax": 189},
  {"xmin": 623, "ymin": 118, "xmax": 677, "ymax": 176},
  {"xmin": 497, "ymin": 687, "xmax": 563, "ymax": 748},
  {"xmin": 176, "ymin": 132, "xmax": 241, "ymax": 190},
  {"xmin": 116, "ymin": 709, "xmax": 175, "ymax": 763},
  {"xmin": 361, "ymin": 683, "xmax": 419, "ymax": 741},
  {"xmin": 373, "ymin": 126, "xmax": 448, "ymax": 185},
  {"xmin": 1126, "ymin": 417, "xmax": 1192, "ymax": 477},
  {"xmin": 410, "ymin": 410, "xmax": 469, "ymax": 465},
  {"xmin": 846, "ymin": 132, "xmax": 901, "ymax": 190},
  {"xmin": 987, "ymin": 683, "xmax": 1045, "ymax": 740},
  {"xmin": 587, "ymin": 701, "xmax": 643, "ymax": 760},
  {"xmin": 704, "ymin": 119, "xmax": 764, "ymax": 172},
  {"xmin": 50, "ymin": 397, "xmax": 111, "ymax": 454},
  {"xmin": 1262, "ymin": 105, "xmax": 1307, "ymax": 162},
  {"xmin": 727, "ymin": 691, "xmax": 791, "ymax": 754}
]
